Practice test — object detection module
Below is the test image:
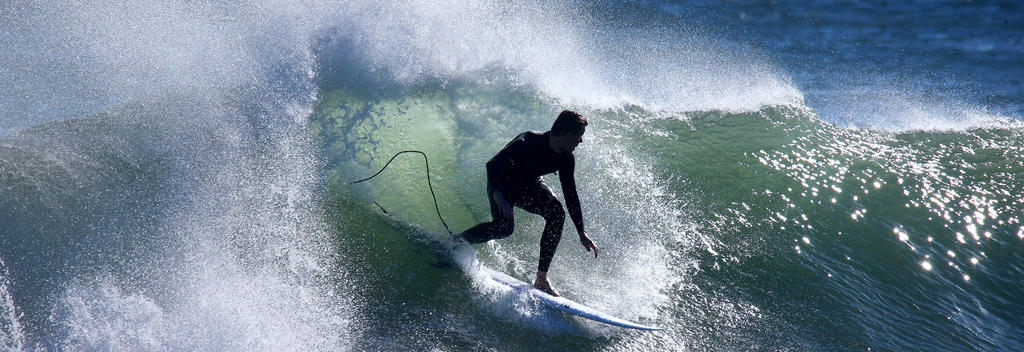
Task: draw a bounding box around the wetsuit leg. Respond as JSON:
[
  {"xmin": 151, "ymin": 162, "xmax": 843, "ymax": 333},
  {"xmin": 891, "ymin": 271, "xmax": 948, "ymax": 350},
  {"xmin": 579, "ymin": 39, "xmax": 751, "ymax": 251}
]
[
  {"xmin": 514, "ymin": 181, "xmax": 565, "ymax": 273},
  {"xmin": 456, "ymin": 181, "xmax": 514, "ymax": 243}
]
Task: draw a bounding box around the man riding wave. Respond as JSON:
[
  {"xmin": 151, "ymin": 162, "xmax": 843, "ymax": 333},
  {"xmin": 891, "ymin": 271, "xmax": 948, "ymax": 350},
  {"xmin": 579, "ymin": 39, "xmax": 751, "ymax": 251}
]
[{"xmin": 456, "ymin": 110, "xmax": 599, "ymax": 296}]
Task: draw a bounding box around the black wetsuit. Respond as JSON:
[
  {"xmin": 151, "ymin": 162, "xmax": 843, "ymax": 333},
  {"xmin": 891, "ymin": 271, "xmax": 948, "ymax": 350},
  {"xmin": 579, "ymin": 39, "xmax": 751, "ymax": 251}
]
[{"xmin": 458, "ymin": 131, "xmax": 584, "ymax": 273}]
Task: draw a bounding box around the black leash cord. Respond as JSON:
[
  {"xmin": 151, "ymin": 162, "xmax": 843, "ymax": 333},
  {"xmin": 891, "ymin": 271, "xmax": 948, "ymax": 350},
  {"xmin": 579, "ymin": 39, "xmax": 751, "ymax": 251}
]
[{"xmin": 350, "ymin": 150, "xmax": 452, "ymax": 235}]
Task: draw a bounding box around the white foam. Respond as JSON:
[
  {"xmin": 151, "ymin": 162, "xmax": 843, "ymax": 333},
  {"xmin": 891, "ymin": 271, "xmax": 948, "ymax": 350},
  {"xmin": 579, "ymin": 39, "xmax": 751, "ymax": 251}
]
[
  {"xmin": 561, "ymin": 141, "xmax": 692, "ymax": 322},
  {"xmin": 51, "ymin": 274, "xmax": 346, "ymax": 351},
  {"xmin": 0, "ymin": 258, "xmax": 29, "ymax": 352},
  {"xmin": 4, "ymin": 1, "xmax": 357, "ymax": 349},
  {"xmin": 51, "ymin": 279, "xmax": 167, "ymax": 351},
  {"xmin": 450, "ymin": 243, "xmax": 590, "ymax": 335},
  {"xmin": 827, "ymin": 86, "xmax": 1021, "ymax": 132},
  {"xmin": 2, "ymin": 0, "xmax": 335, "ymax": 131},
  {"xmin": 322, "ymin": 0, "xmax": 802, "ymax": 114}
]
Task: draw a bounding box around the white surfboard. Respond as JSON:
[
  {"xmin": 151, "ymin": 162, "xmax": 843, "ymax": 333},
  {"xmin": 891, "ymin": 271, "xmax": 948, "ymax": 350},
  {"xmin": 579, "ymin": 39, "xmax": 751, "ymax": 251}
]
[{"xmin": 476, "ymin": 265, "xmax": 664, "ymax": 331}]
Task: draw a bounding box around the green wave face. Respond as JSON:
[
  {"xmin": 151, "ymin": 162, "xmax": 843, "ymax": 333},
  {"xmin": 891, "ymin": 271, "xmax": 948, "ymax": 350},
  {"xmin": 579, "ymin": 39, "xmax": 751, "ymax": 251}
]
[
  {"xmin": 643, "ymin": 107, "xmax": 1024, "ymax": 350},
  {"xmin": 313, "ymin": 73, "xmax": 1024, "ymax": 350},
  {"xmin": 313, "ymin": 77, "xmax": 704, "ymax": 348}
]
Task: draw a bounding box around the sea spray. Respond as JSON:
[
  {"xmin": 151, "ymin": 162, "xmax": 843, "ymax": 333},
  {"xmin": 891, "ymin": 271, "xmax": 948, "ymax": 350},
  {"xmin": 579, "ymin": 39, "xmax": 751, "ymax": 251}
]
[
  {"xmin": 1, "ymin": 0, "xmax": 353, "ymax": 349},
  {"xmin": 0, "ymin": 258, "xmax": 30, "ymax": 352}
]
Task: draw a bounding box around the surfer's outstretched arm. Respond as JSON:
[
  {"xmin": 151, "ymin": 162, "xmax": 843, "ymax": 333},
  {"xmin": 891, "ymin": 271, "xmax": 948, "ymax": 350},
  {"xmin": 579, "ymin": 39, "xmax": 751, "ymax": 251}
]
[{"xmin": 559, "ymin": 157, "xmax": 598, "ymax": 258}]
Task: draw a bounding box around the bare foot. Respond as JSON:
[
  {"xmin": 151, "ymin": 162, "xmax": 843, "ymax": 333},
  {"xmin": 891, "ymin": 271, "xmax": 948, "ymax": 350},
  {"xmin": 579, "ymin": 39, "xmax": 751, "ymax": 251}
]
[{"xmin": 533, "ymin": 273, "xmax": 560, "ymax": 297}]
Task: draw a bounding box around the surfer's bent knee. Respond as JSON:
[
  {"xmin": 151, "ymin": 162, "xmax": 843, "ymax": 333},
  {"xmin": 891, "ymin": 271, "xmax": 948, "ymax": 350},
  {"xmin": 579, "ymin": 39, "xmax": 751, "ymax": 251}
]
[
  {"xmin": 494, "ymin": 220, "xmax": 514, "ymax": 238},
  {"xmin": 543, "ymin": 202, "xmax": 565, "ymax": 223}
]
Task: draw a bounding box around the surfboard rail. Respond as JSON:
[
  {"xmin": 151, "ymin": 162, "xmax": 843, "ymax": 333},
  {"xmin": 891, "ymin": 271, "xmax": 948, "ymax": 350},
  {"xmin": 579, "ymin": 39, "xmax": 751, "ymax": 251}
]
[{"xmin": 477, "ymin": 266, "xmax": 664, "ymax": 331}]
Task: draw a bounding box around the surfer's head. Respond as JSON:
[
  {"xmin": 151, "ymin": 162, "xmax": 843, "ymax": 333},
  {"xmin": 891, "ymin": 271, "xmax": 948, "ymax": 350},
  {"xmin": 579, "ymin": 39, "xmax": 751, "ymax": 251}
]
[{"xmin": 550, "ymin": 110, "xmax": 587, "ymax": 153}]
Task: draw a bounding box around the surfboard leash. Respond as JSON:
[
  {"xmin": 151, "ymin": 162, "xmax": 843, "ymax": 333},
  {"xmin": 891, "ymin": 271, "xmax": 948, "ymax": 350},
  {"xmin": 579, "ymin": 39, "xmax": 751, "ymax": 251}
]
[{"xmin": 350, "ymin": 150, "xmax": 453, "ymax": 235}]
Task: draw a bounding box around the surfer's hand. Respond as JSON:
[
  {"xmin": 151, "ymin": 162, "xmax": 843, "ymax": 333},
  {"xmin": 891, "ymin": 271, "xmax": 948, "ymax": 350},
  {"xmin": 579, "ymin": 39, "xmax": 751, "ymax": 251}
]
[
  {"xmin": 580, "ymin": 233, "xmax": 599, "ymax": 258},
  {"xmin": 493, "ymin": 190, "xmax": 513, "ymax": 218}
]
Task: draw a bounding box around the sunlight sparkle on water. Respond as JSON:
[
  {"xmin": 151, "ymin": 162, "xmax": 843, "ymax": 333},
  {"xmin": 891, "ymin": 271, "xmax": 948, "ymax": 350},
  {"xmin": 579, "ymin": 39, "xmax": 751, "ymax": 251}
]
[
  {"xmin": 921, "ymin": 261, "xmax": 933, "ymax": 271},
  {"xmin": 966, "ymin": 224, "xmax": 979, "ymax": 240},
  {"xmin": 893, "ymin": 227, "xmax": 909, "ymax": 241}
]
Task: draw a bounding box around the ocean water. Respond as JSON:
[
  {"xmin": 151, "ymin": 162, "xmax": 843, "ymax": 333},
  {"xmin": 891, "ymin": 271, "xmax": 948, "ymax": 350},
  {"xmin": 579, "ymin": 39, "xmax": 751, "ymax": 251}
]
[{"xmin": 2, "ymin": 1, "xmax": 1022, "ymax": 351}]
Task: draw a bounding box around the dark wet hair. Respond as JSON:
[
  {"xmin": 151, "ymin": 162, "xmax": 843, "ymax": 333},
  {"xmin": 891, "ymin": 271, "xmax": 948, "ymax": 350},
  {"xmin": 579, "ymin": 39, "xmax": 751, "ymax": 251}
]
[{"xmin": 551, "ymin": 110, "xmax": 588, "ymax": 136}]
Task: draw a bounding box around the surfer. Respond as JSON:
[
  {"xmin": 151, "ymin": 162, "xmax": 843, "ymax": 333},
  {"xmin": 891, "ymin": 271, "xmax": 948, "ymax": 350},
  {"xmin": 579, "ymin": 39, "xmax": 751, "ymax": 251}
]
[{"xmin": 457, "ymin": 110, "xmax": 599, "ymax": 297}]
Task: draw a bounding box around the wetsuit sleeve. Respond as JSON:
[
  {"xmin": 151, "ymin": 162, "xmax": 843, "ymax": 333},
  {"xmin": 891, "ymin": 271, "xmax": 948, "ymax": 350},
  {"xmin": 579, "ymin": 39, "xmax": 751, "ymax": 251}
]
[{"xmin": 559, "ymin": 156, "xmax": 585, "ymax": 237}]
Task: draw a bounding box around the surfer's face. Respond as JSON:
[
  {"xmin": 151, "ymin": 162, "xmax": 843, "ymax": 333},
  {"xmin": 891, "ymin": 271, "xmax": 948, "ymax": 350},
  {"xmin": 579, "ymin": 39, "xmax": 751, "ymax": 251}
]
[
  {"xmin": 552, "ymin": 127, "xmax": 585, "ymax": 153},
  {"xmin": 567, "ymin": 128, "xmax": 585, "ymax": 152}
]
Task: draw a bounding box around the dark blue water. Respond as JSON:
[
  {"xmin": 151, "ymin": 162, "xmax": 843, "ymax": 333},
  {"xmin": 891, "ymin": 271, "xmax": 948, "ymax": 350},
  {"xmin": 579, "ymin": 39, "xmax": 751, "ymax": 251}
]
[{"xmin": 634, "ymin": 0, "xmax": 1024, "ymax": 125}]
